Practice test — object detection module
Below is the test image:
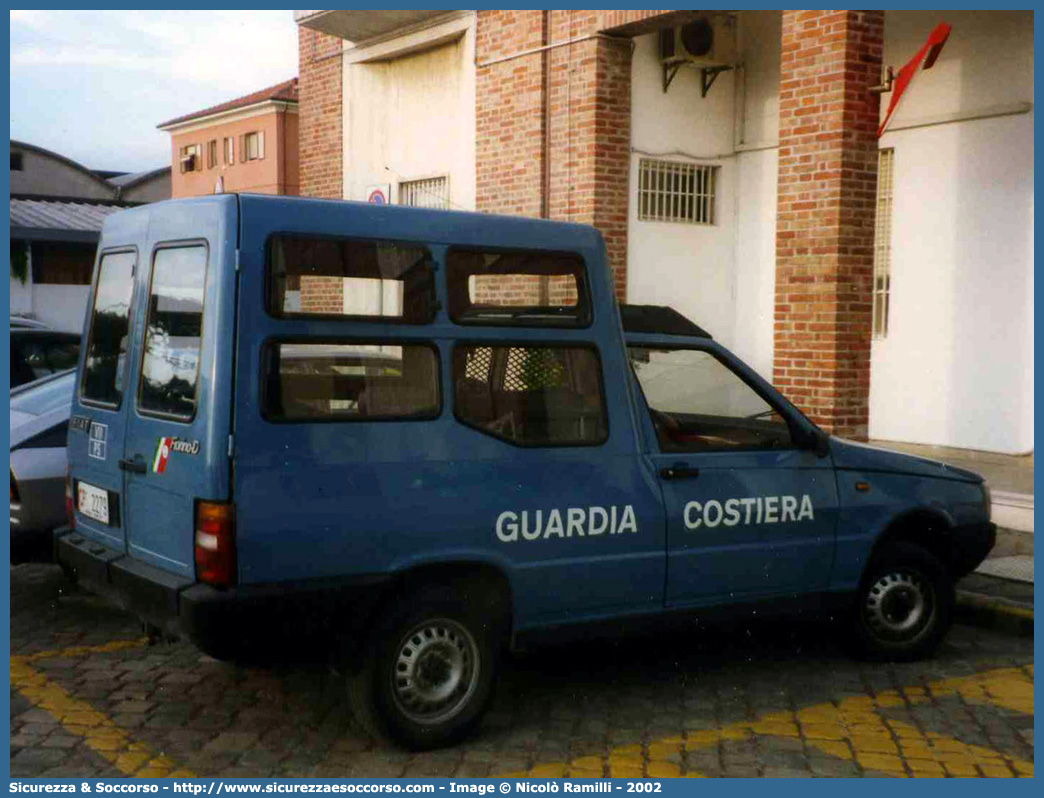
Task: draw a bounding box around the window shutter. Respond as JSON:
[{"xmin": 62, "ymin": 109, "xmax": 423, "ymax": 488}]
[
  {"xmin": 239, "ymin": 135, "xmax": 246, "ymax": 163},
  {"xmin": 258, "ymin": 131, "xmax": 265, "ymax": 160}
]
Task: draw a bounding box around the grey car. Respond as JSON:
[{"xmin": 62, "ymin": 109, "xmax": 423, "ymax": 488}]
[{"xmin": 10, "ymin": 369, "xmax": 74, "ymax": 561}]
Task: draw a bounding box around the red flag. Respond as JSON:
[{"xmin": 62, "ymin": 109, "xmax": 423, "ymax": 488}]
[{"xmin": 878, "ymin": 22, "xmax": 952, "ymax": 138}]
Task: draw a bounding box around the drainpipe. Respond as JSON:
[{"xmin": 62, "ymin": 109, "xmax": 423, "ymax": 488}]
[{"xmin": 539, "ymin": 10, "xmax": 552, "ymax": 305}]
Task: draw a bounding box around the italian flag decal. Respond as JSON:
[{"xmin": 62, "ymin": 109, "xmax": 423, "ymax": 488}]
[{"xmin": 152, "ymin": 437, "xmax": 173, "ymax": 473}]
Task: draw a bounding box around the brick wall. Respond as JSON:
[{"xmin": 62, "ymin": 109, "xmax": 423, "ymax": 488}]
[
  {"xmin": 773, "ymin": 10, "xmax": 884, "ymax": 439},
  {"xmin": 299, "ymin": 275, "xmax": 343, "ymax": 314},
  {"xmin": 298, "ymin": 27, "xmax": 343, "ymax": 199},
  {"xmin": 475, "ymin": 10, "xmax": 636, "ymax": 302}
]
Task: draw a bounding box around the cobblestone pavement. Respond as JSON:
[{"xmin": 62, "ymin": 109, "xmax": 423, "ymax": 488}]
[{"xmin": 11, "ymin": 563, "xmax": 1034, "ymax": 779}]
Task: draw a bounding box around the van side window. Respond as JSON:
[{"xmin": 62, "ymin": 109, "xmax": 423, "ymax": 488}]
[
  {"xmin": 138, "ymin": 246, "xmax": 207, "ymax": 421},
  {"xmin": 453, "ymin": 345, "xmax": 607, "ymax": 446},
  {"xmin": 628, "ymin": 346, "xmax": 793, "ymax": 451},
  {"xmin": 81, "ymin": 250, "xmax": 136, "ymax": 407},
  {"xmin": 265, "ymin": 343, "xmax": 440, "ymax": 422},
  {"xmin": 447, "ymin": 248, "xmax": 589, "ymax": 327},
  {"xmin": 268, "ymin": 235, "xmax": 434, "ymax": 323}
]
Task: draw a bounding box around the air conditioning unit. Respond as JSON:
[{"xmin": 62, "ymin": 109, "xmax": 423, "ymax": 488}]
[{"xmin": 659, "ymin": 16, "xmax": 736, "ymax": 69}]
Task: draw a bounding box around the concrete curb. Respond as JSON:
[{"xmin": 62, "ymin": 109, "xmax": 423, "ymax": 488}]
[{"xmin": 955, "ymin": 589, "xmax": 1034, "ymax": 636}]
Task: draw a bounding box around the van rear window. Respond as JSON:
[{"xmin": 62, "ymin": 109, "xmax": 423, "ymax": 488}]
[
  {"xmin": 138, "ymin": 246, "xmax": 208, "ymax": 420},
  {"xmin": 267, "ymin": 235, "xmax": 434, "ymax": 323},
  {"xmin": 447, "ymin": 248, "xmax": 589, "ymax": 327},
  {"xmin": 264, "ymin": 342, "xmax": 439, "ymax": 422},
  {"xmin": 81, "ymin": 250, "xmax": 136, "ymax": 407}
]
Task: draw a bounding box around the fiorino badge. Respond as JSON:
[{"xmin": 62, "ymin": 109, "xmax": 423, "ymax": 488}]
[{"xmin": 152, "ymin": 437, "xmax": 201, "ymax": 473}]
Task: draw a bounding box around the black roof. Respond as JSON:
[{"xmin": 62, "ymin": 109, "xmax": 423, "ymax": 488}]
[{"xmin": 619, "ymin": 304, "xmax": 712, "ymax": 339}]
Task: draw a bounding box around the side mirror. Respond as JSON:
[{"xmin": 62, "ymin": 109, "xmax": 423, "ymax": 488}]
[{"xmin": 796, "ymin": 427, "xmax": 830, "ymax": 458}]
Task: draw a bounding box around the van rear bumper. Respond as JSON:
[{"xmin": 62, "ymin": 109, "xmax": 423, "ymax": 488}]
[{"xmin": 54, "ymin": 528, "xmax": 391, "ymax": 658}]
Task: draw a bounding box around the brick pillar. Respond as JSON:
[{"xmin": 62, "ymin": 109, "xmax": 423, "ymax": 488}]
[
  {"xmin": 475, "ymin": 11, "xmax": 632, "ymax": 302},
  {"xmin": 298, "ymin": 27, "xmax": 343, "ymax": 199},
  {"xmin": 774, "ymin": 10, "xmax": 884, "ymax": 439}
]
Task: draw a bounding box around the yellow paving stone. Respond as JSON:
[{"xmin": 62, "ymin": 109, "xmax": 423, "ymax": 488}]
[
  {"xmin": 807, "ymin": 740, "xmax": 853, "ymax": 760},
  {"xmin": 609, "ymin": 765, "xmax": 643, "ymax": 778},
  {"xmin": 887, "ymin": 723, "xmax": 925, "ymax": 740},
  {"xmin": 857, "ymin": 752, "xmax": 905, "ymax": 772},
  {"xmin": 608, "ymin": 754, "xmax": 643, "ymax": 769},
  {"xmin": 872, "ymin": 694, "xmax": 906, "ymax": 709},
  {"xmin": 647, "ymin": 742, "xmax": 681, "ymax": 761},
  {"xmin": 530, "ymin": 763, "xmax": 567, "ymax": 778},
  {"xmin": 685, "ymin": 730, "xmax": 723, "ymax": 748},
  {"xmin": 978, "ymin": 764, "xmax": 1014, "ymax": 778},
  {"xmin": 942, "ymin": 762, "xmax": 979, "ymax": 777},
  {"xmin": 905, "ymin": 759, "xmax": 946, "ymax": 777},
  {"xmin": 1011, "ymin": 761, "xmax": 1033, "ymax": 777},
  {"xmin": 797, "ymin": 706, "xmax": 842, "ymax": 722},
  {"xmin": 751, "ymin": 720, "xmax": 800, "ymax": 737},
  {"xmin": 647, "ymin": 762, "xmax": 681, "ymax": 778},
  {"xmin": 60, "ymin": 710, "xmax": 106, "ymax": 727},
  {"xmin": 114, "ymin": 753, "xmax": 152, "ymax": 773},
  {"xmin": 85, "ymin": 736, "xmax": 127, "ymax": 752},
  {"xmin": 850, "ymin": 737, "xmax": 900, "ymax": 755},
  {"xmin": 614, "ymin": 744, "xmax": 643, "ymax": 756},
  {"xmin": 568, "ymin": 768, "xmax": 603, "ymax": 779},
  {"xmin": 800, "ymin": 723, "xmax": 845, "ymax": 741},
  {"xmin": 571, "ymin": 756, "xmax": 605, "ymax": 771},
  {"xmin": 843, "ymin": 696, "xmax": 876, "ymax": 710},
  {"xmin": 134, "ymin": 768, "xmax": 172, "ymax": 779},
  {"xmin": 898, "ymin": 743, "xmax": 938, "ymax": 760}
]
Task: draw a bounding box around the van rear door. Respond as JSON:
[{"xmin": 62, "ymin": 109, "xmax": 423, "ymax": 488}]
[
  {"xmin": 117, "ymin": 197, "xmax": 238, "ymax": 577},
  {"xmin": 69, "ymin": 209, "xmax": 149, "ymax": 554}
]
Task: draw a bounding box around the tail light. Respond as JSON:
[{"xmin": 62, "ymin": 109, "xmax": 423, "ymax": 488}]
[
  {"xmin": 64, "ymin": 475, "xmax": 75, "ymax": 529},
  {"xmin": 11, "ymin": 470, "xmax": 20, "ymax": 505},
  {"xmin": 194, "ymin": 500, "xmax": 236, "ymax": 588}
]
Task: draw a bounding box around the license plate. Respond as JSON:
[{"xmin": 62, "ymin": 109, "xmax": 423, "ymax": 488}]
[{"xmin": 77, "ymin": 481, "xmax": 110, "ymax": 526}]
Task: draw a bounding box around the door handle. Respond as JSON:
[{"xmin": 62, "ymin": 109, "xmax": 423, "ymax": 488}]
[
  {"xmin": 659, "ymin": 463, "xmax": 700, "ymax": 480},
  {"xmin": 118, "ymin": 457, "xmax": 147, "ymax": 474}
]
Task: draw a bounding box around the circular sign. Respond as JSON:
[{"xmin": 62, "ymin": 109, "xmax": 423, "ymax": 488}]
[{"xmin": 367, "ymin": 188, "xmax": 387, "ymax": 205}]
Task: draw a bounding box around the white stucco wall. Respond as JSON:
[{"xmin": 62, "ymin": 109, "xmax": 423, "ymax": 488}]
[
  {"xmin": 870, "ymin": 10, "xmax": 1034, "ymax": 453},
  {"xmin": 627, "ymin": 9, "xmax": 1033, "ymax": 453},
  {"xmin": 626, "ymin": 28, "xmax": 739, "ymax": 349},
  {"xmin": 342, "ymin": 17, "xmax": 476, "ymax": 211},
  {"xmin": 10, "ymin": 275, "xmax": 33, "ymax": 316},
  {"xmin": 31, "ymin": 285, "xmax": 91, "ymax": 333},
  {"xmin": 627, "ymin": 12, "xmax": 780, "ymax": 381}
]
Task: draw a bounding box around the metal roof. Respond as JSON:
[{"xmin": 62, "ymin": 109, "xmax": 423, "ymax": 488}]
[
  {"xmin": 108, "ymin": 167, "xmax": 169, "ymax": 188},
  {"xmin": 10, "ymin": 197, "xmax": 127, "ymax": 242}
]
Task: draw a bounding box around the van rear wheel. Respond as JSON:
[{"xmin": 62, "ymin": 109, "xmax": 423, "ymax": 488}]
[
  {"xmin": 850, "ymin": 541, "xmax": 954, "ymax": 661},
  {"xmin": 347, "ymin": 585, "xmax": 499, "ymax": 750}
]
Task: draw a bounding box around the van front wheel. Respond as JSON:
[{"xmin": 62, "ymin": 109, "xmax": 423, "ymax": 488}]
[
  {"xmin": 850, "ymin": 541, "xmax": 954, "ymax": 661},
  {"xmin": 347, "ymin": 586, "xmax": 499, "ymax": 750}
]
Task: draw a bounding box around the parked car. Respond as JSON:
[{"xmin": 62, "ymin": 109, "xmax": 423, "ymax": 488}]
[
  {"xmin": 10, "ymin": 369, "xmax": 75, "ymax": 562},
  {"xmin": 11, "ymin": 316, "xmax": 53, "ymax": 329},
  {"xmin": 57, "ymin": 195, "xmax": 994, "ymax": 750},
  {"xmin": 11, "ymin": 326, "xmax": 81, "ymax": 389}
]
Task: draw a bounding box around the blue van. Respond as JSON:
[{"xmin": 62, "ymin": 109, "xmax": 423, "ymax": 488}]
[{"xmin": 56, "ymin": 194, "xmax": 995, "ymax": 749}]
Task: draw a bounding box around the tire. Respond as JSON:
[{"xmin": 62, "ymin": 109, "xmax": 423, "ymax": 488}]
[
  {"xmin": 347, "ymin": 584, "xmax": 501, "ymax": 750},
  {"xmin": 849, "ymin": 541, "xmax": 954, "ymax": 662}
]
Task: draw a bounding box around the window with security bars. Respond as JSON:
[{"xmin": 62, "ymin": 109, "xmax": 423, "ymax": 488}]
[
  {"xmin": 638, "ymin": 158, "xmax": 717, "ymax": 224},
  {"xmin": 399, "ymin": 176, "xmax": 450, "ymax": 209},
  {"xmin": 873, "ymin": 149, "xmax": 894, "ymax": 338},
  {"xmin": 454, "ymin": 345, "xmax": 607, "ymax": 446}
]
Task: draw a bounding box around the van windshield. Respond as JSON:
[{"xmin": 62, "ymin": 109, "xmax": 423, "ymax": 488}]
[{"xmin": 81, "ymin": 250, "xmax": 135, "ymax": 407}]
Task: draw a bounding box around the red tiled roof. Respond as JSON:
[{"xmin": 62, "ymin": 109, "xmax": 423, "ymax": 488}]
[{"xmin": 158, "ymin": 78, "xmax": 298, "ymax": 129}]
